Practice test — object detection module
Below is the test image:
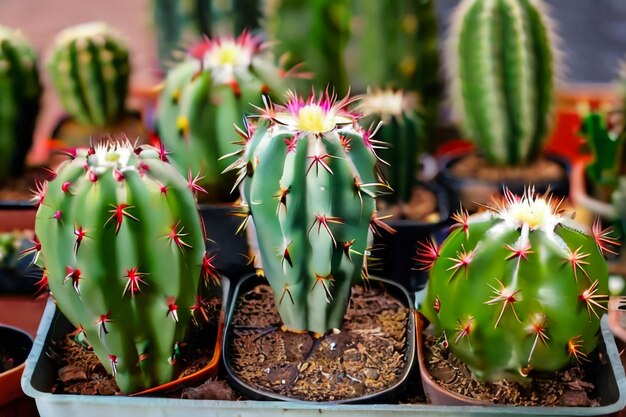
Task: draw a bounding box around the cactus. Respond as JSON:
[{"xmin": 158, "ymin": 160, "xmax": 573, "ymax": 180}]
[
  {"xmin": 448, "ymin": 0, "xmax": 556, "ymax": 166},
  {"xmin": 226, "ymin": 91, "xmax": 388, "ymax": 334},
  {"xmin": 32, "ymin": 141, "xmax": 218, "ymax": 393},
  {"xmin": 419, "ymin": 188, "xmax": 614, "ymax": 381},
  {"xmin": 0, "ymin": 26, "xmax": 41, "ymax": 184},
  {"xmin": 156, "ymin": 32, "xmax": 289, "ymax": 202},
  {"xmin": 580, "ymin": 109, "xmax": 625, "ymax": 189},
  {"xmin": 357, "ymin": 88, "xmax": 422, "ymax": 203},
  {"xmin": 47, "ymin": 22, "xmax": 130, "ymax": 127}
]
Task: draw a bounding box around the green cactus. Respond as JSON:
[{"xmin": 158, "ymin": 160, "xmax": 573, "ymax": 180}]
[
  {"xmin": 47, "ymin": 22, "xmax": 130, "ymax": 127},
  {"xmin": 32, "ymin": 141, "xmax": 219, "ymax": 393},
  {"xmin": 156, "ymin": 32, "xmax": 288, "ymax": 202},
  {"xmin": 0, "ymin": 26, "xmax": 41, "ymax": 184},
  {"xmin": 357, "ymin": 88, "xmax": 422, "ymax": 203},
  {"xmin": 448, "ymin": 0, "xmax": 555, "ymax": 166},
  {"xmin": 580, "ymin": 110, "xmax": 625, "ymax": 188},
  {"xmin": 611, "ymin": 176, "xmax": 626, "ymax": 242},
  {"xmin": 226, "ymin": 91, "xmax": 389, "ymax": 334},
  {"xmin": 419, "ymin": 189, "xmax": 614, "ymax": 381}
]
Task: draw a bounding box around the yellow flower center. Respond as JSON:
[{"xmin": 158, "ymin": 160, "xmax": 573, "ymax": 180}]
[
  {"xmin": 214, "ymin": 43, "xmax": 242, "ymax": 66},
  {"xmin": 297, "ymin": 104, "xmax": 334, "ymax": 133},
  {"xmin": 509, "ymin": 198, "xmax": 552, "ymax": 229}
]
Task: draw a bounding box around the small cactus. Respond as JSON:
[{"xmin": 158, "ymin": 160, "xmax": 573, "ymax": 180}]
[
  {"xmin": 447, "ymin": 0, "xmax": 556, "ymax": 166},
  {"xmin": 226, "ymin": 91, "xmax": 388, "ymax": 334},
  {"xmin": 47, "ymin": 22, "xmax": 130, "ymax": 127},
  {"xmin": 0, "ymin": 25, "xmax": 42, "ymax": 183},
  {"xmin": 33, "ymin": 141, "xmax": 218, "ymax": 393},
  {"xmin": 419, "ymin": 188, "xmax": 614, "ymax": 381},
  {"xmin": 357, "ymin": 88, "xmax": 422, "ymax": 203},
  {"xmin": 156, "ymin": 32, "xmax": 289, "ymax": 202}
]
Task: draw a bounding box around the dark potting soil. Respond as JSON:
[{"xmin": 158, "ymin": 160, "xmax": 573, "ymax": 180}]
[
  {"xmin": 0, "ymin": 168, "xmax": 49, "ymax": 202},
  {"xmin": 229, "ymin": 284, "xmax": 410, "ymax": 402},
  {"xmin": 450, "ymin": 154, "xmax": 565, "ymax": 184},
  {"xmin": 377, "ymin": 184, "xmax": 440, "ymax": 222},
  {"xmin": 49, "ymin": 297, "xmax": 221, "ymax": 396},
  {"xmin": 424, "ymin": 335, "xmax": 601, "ymax": 406},
  {"xmin": 0, "ymin": 351, "xmax": 16, "ymax": 372}
]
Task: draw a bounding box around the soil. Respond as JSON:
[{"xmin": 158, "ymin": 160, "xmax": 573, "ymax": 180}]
[
  {"xmin": 48, "ymin": 297, "xmax": 221, "ymax": 396},
  {"xmin": 229, "ymin": 283, "xmax": 410, "ymax": 402},
  {"xmin": 450, "ymin": 154, "xmax": 565, "ymax": 184},
  {"xmin": 0, "ymin": 351, "xmax": 16, "ymax": 373},
  {"xmin": 377, "ymin": 184, "xmax": 440, "ymax": 222},
  {"xmin": 0, "ymin": 168, "xmax": 49, "ymax": 203},
  {"xmin": 424, "ymin": 335, "xmax": 601, "ymax": 406}
]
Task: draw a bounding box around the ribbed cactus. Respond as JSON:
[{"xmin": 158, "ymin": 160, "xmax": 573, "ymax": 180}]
[
  {"xmin": 358, "ymin": 88, "xmax": 422, "ymax": 203},
  {"xmin": 226, "ymin": 91, "xmax": 388, "ymax": 334},
  {"xmin": 0, "ymin": 26, "xmax": 41, "ymax": 184},
  {"xmin": 448, "ymin": 0, "xmax": 556, "ymax": 166},
  {"xmin": 32, "ymin": 141, "xmax": 218, "ymax": 393},
  {"xmin": 157, "ymin": 32, "xmax": 288, "ymax": 202},
  {"xmin": 580, "ymin": 109, "xmax": 625, "ymax": 188},
  {"xmin": 419, "ymin": 189, "xmax": 614, "ymax": 381},
  {"xmin": 47, "ymin": 22, "xmax": 130, "ymax": 127}
]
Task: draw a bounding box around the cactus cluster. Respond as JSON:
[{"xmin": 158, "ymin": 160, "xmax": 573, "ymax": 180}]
[
  {"xmin": 448, "ymin": 0, "xmax": 556, "ymax": 166},
  {"xmin": 226, "ymin": 91, "xmax": 389, "ymax": 334},
  {"xmin": 357, "ymin": 88, "xmax": 422, "ymax": 203},
  {"xmin": 47, "ymin": 22, "xmax": 130, "ymax": 127},
  {"xmin": 0, "ymin": 25, "xmax": 42, "ymax": 184},
  {"xmin": 157, "ymin": 32, "xmax": 289, "ymax": 202},
  {"xmin": 32, "ymin": 141, "xmax": 219, "ymax": 393},
  {"xmin": 419, "ymin": 188, "xmax": 614, "ymax": 381}
]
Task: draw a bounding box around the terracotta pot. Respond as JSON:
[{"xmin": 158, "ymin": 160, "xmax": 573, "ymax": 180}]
[{"xmin": 0, "ymin": 324, "xmax": 33, "ymax": 406}]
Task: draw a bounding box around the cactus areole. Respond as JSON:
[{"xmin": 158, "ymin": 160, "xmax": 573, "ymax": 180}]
[
  {"xmin": 420, "ymin": 188, "xmax": 614, "ymax": 381},
  {"xmin": 33, "ymin": 141, "xmax": 218, "ymax": 393},
  {"xmin": 227, "ymin": 91, "xmax": 389, "ymax": 335}
]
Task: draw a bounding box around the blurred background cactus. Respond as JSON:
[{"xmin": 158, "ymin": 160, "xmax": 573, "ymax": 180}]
[
  {"xmin": 228, "ymin": 91, "xmax": 388, "ymax": 334},
  {"xmin": 420, "ymin": 189, "xmax": 611, "ymax": 380},
  {"xmin": 33, "ymin": 141, "xmax": 217, "ymax": 393},
  {"xmin": 0, "ymin": 25, "xmax": 42, "ymax": 184},
  {"xmin": 447, "ymin": 0, "xmax": 556, "ymax": 166}
]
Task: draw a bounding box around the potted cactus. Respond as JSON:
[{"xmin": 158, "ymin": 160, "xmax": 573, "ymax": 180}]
[
  {"xmin": 437, "ymin": 0, "xmax": 569, "ymax": 210},
  {"xmin": 46, "ymin": 22, "xmax": 148, "ymax": 151},
  {"xmin": 23, "ymin": 140, "xmax": 225, "ymax": 396},
  {"xmin": 417, "ymin": 188, "xmax": 625, "ymax": 408}
]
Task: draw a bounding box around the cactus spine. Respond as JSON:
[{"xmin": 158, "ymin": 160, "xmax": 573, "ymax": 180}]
[
  {"xmin": 157, "ymin": 32, "xmax": 288, "ymax": 202},
  {"xmin": 227, "ymin": 91, "xmax": 387, "ymax": 334},
  {"xmin": 419, "ymin": 189, "xmax": 613, "ymax": 380},
  {"xmin": 33, "ymin": 141, "xmax": 218, "ymax": 393},
  {"xmin": 47, "ymin": 22, "xmax": 130, "ymax": 127},
  {"xmin": 0, "ymin": 26, "xmax": 41, "ymax": 183},
  {"xmin": 448, "ymin": 0, "xmax": 555, "ymax": 166}
]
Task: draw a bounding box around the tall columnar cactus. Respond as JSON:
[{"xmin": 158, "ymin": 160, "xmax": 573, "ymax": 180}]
[
  {"xmin": 358, "ymin": 88, "xmax": 422, "ymax": 203},
  {"xmin": 157, "ymin": 32, "xmax": 289, "ymax": 202},
  {"xmin": 226, "ymin": 91, "xmax": 389, "ymax": 334},
  {"xmin": 419, "ymin": 189, "xmax": 614, "ymax": 381},
  {"xmin": 32, "ymin": 141, "xmax": 218, "ymax": 393},
  {"xmin": 0, "ymin": 26, "xmax": 42, "ymax": 183},
  {"xmin": 448, "ymin": 0, "xmax": 556, "ymax": 166},
  {"xmin": 47, "ymin": 22, "xmax": 130, "ymax": 127}
]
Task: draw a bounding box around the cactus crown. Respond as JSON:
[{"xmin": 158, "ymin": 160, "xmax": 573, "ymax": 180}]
[
  {"xmin": 420, "ymin": 188, "xmax": 613, "ymax": 381},
  {"xmin": 193, "ymin": 31, "xmax": 261, "ymax": 84}
]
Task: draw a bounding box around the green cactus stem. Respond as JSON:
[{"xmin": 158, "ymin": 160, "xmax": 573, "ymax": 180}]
[
  {"xmin": 33, "ymin": 141, "xmax": 219, "ymax": 393},
  {"xmin": 580, "ymin": 109, "xmax": 625, "ymax": 189},
  {"xmin": 47, "ymin": 22, "xmax": 130, "ymax": 127},
  {"xmin": 0, "ymin": 25, "xmax": 41, "ymax": 184},
  {"xmin": 419, "ymin": 188, "xmax": 614, "ymax": 381},
  {"xmin": 226, "ymin": 91, "xmax": 390, "ymax": 334},
  {"xmin": 448, "ymin": 0, "xmax": 556, "ymax": 166}
]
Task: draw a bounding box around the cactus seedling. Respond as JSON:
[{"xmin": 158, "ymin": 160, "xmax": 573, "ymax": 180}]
[
  {"xmin": 226, "ymin": 91, "xmax": 388, "ymax": 334},
  {"xmin": 33, "ymin": 140, "xmax": 218, "ymax": 393},
  {"xmin": 419, "ymin": 188, "xmax": 613, "ymax": 381}
]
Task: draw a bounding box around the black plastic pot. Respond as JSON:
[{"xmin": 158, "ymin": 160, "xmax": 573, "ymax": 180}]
[{"xmin": 222, "ymin": 274, "xmax": 416, "ymax": 404}]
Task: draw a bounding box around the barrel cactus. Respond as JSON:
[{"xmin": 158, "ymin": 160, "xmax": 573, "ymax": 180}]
[
  {"xmin": 156, "ymin": 31, "xmax": 289, "ymax": 202},
  {"xmin": 0, "ymin": 25, "xmax": 42, "ymax": 184},
  {"xmin": 357, "ymin": 88, "xmax": 422, "ymax": 203},
  {"xmin": 47, "ymin": 22, "xmax": 130, "ymax": 127},
  {"xmin": 32, "ymin": 141, "xmax": 218, "ymax": 393},
  {"xmin": 226, "ymin": 91, "xmax": 389, "ymax": 334},
  {"xmin": 419, "ymin": 188, "xmax": 614, "ymax": 381},
  {"xmin": 448, "ymin": 0, "xmax": 556, "ymax": 166}
]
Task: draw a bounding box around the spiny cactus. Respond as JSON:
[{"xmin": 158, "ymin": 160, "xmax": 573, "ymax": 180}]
[
  {"xmin": 0, "ymin": 26, "xmax": 41, "ymax": 184},
  {"xmin": 448, "ymin": 0, "xmax": 556, "ymax": 166},
  {"xmin": 32, "ymin": 141, "xmax": 219, "ymax": 393},
  {"xmin": 357, "ymin": 88, "xmax": 422, "ymax": 203},
  {"xmin": 419, "ymin": 189, "xmax": 615, "ymax": 381},
  {"xmin": 47, "ymin": 22, "xmax": 130, "ymax": 127},
  {"xmin": 226, "ymin": 91, "xmax": 389, "ymax": 334},
  {"xmin": 157, "ymin": 32, "xmax": 290, "ymax": 202}
]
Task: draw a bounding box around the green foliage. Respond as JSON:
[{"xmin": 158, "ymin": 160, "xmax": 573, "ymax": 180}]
[{"xmin": 580, "ymin": 111, "xmax": 625, "ymax": 188}]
